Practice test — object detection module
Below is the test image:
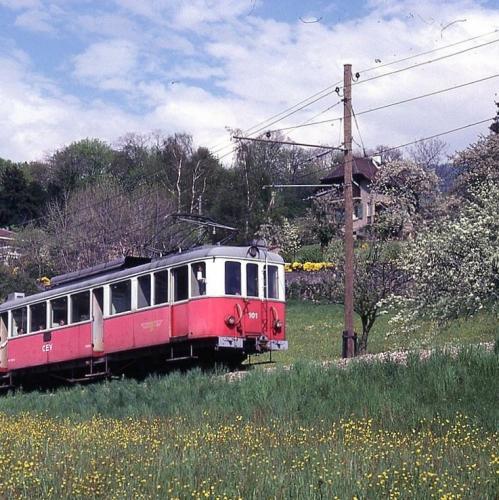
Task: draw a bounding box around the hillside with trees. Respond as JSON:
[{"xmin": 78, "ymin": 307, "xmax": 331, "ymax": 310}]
[{"xmin": 1, "ymin": 121, "xmax": 498, "ymax": 354}]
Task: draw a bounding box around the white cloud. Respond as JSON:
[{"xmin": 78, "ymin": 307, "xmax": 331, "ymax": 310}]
[
  {"xmin": 72, "ymin": 39, "xmax": 139, "ymax": 87},
  {"xmin": 0, "ymin": 0, "xmax": 41, "ymax": 10},
  {"xmin": 14, "ymin": 9, "xmax": 54, "ymax": 32},
  {"xmin": 0, "ymin": 0, "xmax": 498, "ymax": 164},
  {"xmin": 0, "ymin": 55, "xmax": 139, "ymax": 161}
]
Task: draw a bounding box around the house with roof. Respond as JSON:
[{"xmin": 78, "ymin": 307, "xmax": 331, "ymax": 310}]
[{"xmin": 320, "ymin": 156, "xmax": 386, "ymax": 237}]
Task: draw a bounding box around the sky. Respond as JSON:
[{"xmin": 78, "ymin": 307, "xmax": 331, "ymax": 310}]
[{"xmin": 0, "ymin": 0, "xmax": 498, "ymax": 163}]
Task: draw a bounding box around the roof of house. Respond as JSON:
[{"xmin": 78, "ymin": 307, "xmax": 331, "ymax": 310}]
[{"xmin": 321, "ymin": 157, "xmax": 379, "ymax": 184}]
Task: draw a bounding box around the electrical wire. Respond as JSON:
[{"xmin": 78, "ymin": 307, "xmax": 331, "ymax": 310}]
[
  {"xmin": 13, "ymin": 31, "xmax": 499, "ymax": 231},
  {"xmin": 351, "ymin": 105, "xmax": 367, "ymax": 157},
  {"xmin": 209, "ymin": 29, "xmax": 499, "ymax": 155},
  {"xmin": 268, "ymin": 73, "xmax": 499, "ymax": 133},
  {"xmin": 369, "ymin": 117, "xmax": 495, "ymax": 156},
  {"xmin": 280, "ymin": 99, "xmax": 342, "ymax": 138},
  {"xmin": 351, "ymin": 37, "xmax": 499, "ymax": 89},
  {"xmin": 213, "ymin": 41, "xmax": 499, "ymax": 160},
  {"xmin": 294, "ymin": 116, "xmax": 495, "ymax": 182}
]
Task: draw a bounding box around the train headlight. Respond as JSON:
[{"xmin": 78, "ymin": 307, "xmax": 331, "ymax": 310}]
[
  {"xmin": 225, "ymin": 315, "xmax": 236, "ymax": 327},
  {"xmin": 274, "ymin": 319, "xmax": 282, "ymax": 331}
]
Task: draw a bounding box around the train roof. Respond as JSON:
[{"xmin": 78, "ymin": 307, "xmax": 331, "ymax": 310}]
[{"xmin": 0, "ymin": 245, "xmax": 284, "ymax": 311}]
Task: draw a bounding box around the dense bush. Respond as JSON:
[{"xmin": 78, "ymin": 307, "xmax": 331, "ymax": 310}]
[{"xmin": 285, "ymin": 269, "xmax": 342, "ymax": 302}]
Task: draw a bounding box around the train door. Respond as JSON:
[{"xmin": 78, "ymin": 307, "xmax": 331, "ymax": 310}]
[
  {"xmin": 263, "ymin": 264, "xmax": 280, "ymax": 339},
  {"xmin": 92, "ymin": 287, "xmax": 104, "ymax": 353},
  {"xmin": 171, "ymin": 266, "xmax": 189, "ymax": 337},
  {"xmin": 243, "ymin": 262, "xmax": 262, "ymax": 335},
  {"xmin": 0, "ymin": 313, "xmax": 8, "ymax": 371}
]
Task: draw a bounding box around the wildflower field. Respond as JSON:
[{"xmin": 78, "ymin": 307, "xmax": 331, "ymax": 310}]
[{"xmin": 0, "ymin": 348, "xmax": 497, "ymax": 499}]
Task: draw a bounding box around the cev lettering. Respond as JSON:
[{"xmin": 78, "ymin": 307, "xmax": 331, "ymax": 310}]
[{"xmin": 42, "ymin": 344, "xmax": 53, "ymax": 352}]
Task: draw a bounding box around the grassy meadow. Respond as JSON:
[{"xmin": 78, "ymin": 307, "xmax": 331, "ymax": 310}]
[
  {"xmin": 257, "ymin": 300, "xmax": 498, "ymax": 365},
  {"xmin": 0, "ymin": 347, "xmax": 497, "ymax": 498},
  {"xmin": 0, "ymin": 301, "xmax": 497, "ymax": 499}
]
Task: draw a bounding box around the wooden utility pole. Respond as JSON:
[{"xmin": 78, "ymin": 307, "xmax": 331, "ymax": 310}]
[{"xmin": 342, "ymin": 63, "xmax": 356, "ymax": 358}]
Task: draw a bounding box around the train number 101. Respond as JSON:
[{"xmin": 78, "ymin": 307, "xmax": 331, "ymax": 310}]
[{"xmin": 247, "ymin": 312, "xmax": 258, "ymax": 320}]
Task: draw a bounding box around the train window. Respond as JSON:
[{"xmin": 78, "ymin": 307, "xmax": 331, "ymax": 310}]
[
  {"xmin": 137, "ymin": 275, "xmax": 151, "ymax": 309},
  {"xmin": 50, "ymin": 297, "xmax": 67, "ymax": 327},
  {"xmin": 246, "ymin": 263, "xmax": 259, "ymax": 297},
  {"xmin": 172, "ymin": 266, "xmax": 188, "ymax": 302},
  {"xmin": 154, "ymin": 270, "xmax": 168, "ymax": 305},
  {"xmin": 110, "ymin": 280, "xmax": 132, "ymax": 314},
  {"xmin": 190, "ymin": 262, "xmax": 206, "ymax": 297},
  {"xmin": 0, "ymin": 313, "xmax": 7, "ymax": 340},
  {"xmin": 71, "ymin": 291, "xmax": 90, "ymax": 323},
  {"xmin": 30, "ymin": 302, "xmax": 47, "ymax": 332},
  {"xmin": 225, "ymin": 261, "xmax": 241, "ymax": 295},
  {"xmin": 264, "ymin": 265, "xmax": 279, "ymax": 299},
  {"xmin": 12, "ymin": 307, "xmax": 27, "ymax": 336}
]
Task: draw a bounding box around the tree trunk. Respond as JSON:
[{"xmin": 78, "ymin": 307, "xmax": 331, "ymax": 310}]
[
  {"xmin": 358, "ymin": 313, "xmax": 376, "ymax": 354},
  {"xmin": 358, "ymin": 317, "xmax": 369, "ymax": 354}
]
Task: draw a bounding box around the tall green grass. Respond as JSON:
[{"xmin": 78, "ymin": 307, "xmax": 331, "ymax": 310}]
[
  {"xmin": 1, "ymin": 348, "xmax": 497, "ymax": 429},
  {"xmin": 0, "ymin": 348, "xmax": 497, "ymax": 499}
]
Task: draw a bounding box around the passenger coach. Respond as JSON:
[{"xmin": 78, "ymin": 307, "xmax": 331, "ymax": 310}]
[{"xmin": 0, "ymin": 245, "xmax": 287, "ymax": 388}]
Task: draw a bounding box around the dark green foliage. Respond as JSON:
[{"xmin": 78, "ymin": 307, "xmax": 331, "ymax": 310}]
[
  {"xmin": 0, "ymin": 264, "xmax": 39, "ymax": 302},
  {"xmin": 295, "ymin": 244, "xmax": 324, "ymax": 262},
  {"xmin": 46, "ymin": 138, "xmax": 114, "ymax": 198},
  {"xmin": 0, "ymin": 164, "xmax": 47, "ymax": 226}
]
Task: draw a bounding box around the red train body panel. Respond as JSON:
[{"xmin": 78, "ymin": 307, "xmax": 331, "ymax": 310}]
[{"xmin": 0, "ymin": 246, "xmax": 287, "ymax": 387}]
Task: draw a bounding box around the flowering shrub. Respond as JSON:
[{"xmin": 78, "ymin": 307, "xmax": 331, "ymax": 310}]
[{"xmin": 285, "ymin": 261, "xmax": 334, "ymax": 272}]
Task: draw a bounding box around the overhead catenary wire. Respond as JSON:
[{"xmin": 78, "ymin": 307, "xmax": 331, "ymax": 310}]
[
  {"xmin": 351, "ymin": 105, "xmax": 367, "ymax": 157},
  {"xmin": 210, "ymin": 30, "xmax": 499, "ymax": 156},
  {"xmin": 268, "ymin": 73, "xmax": 499, "ymax": 133},
  {"xmin": 212, "ymin": 39, "xmax": 499, "ymax": 160},
  {"xmin": 13, "ymin": 31, "xmax": 499, "ymax": 231},
  {"xmin": 294, "ymin": 116, "xmax": 496, "ymax": 182}
]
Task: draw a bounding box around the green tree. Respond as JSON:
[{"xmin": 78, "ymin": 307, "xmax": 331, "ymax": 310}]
[
  {"xmin": 47, "ymin": 138, "xmax": 114, "ymax": 198},
  {"xmin": 329, "ymin": 240, "xmax": 405, "ymax": 353},
  {"xmin": 0, "ymin": 263, "xmax": 39, "ymax": 302},
  {"xmin": 0, "ymin": 164, "xmax": 47, "ymax": 226}
]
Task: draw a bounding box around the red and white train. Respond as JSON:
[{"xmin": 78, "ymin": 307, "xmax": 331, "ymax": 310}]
[{"xmin": 0, "ymin": 245, "xmax": 287, "ymax": 388}]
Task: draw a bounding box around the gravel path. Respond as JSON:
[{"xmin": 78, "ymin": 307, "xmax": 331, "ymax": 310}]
[{"xmin": 225, "ymin": 341, "xmax": 495, "ymax": 382}]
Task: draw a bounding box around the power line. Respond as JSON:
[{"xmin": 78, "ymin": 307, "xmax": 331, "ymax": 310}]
[
  {"xmin": 13, "ymin": 31, "xmax": 499, "ymax": 231},
  {"xmin": 352, "ymin": 37, "xmax": 499, "ymax": 88},
  {"xmin": 294, "ymin": 116, "xmax": 495, "ymax": 182},
  {"xmin": 370, "ymin": 117, "xmax": 495, "ymax": 156},
  {"xmin": 212, "ymin": 40, "xmax": 499, "ymax": 160},
  {"xmin": 209, "ymin": 29, "xmax": 499, "ymax": 156},
  {"xmin": 269, "ymin": 73, "xmax": 499, "ymax": 133},
  {"xmin": 281, "ymin": 100, "xmax": 342, "ymax": 138},
  {"xmin": 351, "ymin": 29, "xmax": 498, "ymax": 76},
  {"xmin": 351, "ymin": 105, "xmax": 367, "ymax": 157},
  {"xmin": 209, "ymin": 90, "xmax": 339, "ymax": 156}
]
